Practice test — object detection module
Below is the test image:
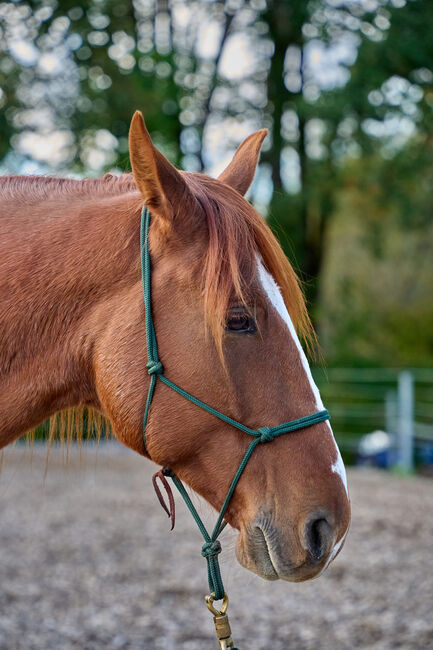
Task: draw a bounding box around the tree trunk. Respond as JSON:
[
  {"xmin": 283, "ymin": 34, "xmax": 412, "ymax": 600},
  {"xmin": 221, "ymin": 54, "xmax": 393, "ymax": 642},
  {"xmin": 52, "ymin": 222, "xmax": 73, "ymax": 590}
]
[{"xmin": 264, "ymin": 1, "xmax": 330, "ymax": 316}]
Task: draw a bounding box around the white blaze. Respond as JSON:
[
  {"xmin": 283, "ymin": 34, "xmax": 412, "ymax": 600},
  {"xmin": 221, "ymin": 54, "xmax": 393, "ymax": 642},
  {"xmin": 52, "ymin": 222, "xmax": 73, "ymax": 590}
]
[
  {"xmin": 318, "ymin": 527, "xmax": 349, "ymax": 577},
  {"xmin": 256, "ymin": 259, "xmax": 348, "ymax": 497}
]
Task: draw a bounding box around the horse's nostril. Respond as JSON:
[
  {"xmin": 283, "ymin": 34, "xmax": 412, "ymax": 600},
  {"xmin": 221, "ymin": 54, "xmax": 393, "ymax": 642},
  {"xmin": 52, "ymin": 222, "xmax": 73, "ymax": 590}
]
[{"xmin": 304, "ymin": 517, "xmax": 332, "ymax": 563}]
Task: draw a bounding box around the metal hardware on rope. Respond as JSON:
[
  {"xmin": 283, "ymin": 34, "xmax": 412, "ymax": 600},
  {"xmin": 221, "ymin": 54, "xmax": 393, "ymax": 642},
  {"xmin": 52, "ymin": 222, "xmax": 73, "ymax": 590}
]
[
  {"xmin": 140, "ymin": 205, "xmax": 331, "ymax": 646},
  {"xmin": 206, "ymin": 593, "xmax": 238, "ymax": 650}
]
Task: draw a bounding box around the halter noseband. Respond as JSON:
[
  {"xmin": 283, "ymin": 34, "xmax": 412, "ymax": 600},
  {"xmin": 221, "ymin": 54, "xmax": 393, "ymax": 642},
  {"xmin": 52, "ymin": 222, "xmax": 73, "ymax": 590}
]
[{"xmin": 140, "ymin": 206, "xmax": 329, "ymax": 645}]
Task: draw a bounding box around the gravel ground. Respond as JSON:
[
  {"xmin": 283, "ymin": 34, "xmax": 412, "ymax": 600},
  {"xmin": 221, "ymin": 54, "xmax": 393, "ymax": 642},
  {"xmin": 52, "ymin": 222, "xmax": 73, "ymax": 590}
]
[{"xmin": 0, "ymin": 443, "xmax": 432, "ymax": 650}]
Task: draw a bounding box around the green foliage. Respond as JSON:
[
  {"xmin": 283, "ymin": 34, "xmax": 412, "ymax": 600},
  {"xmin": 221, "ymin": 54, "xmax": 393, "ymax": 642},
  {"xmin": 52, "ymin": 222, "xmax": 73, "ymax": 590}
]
[{"xmin": 320, "ymin": 146, "xmax": 433, "ymax": 367}]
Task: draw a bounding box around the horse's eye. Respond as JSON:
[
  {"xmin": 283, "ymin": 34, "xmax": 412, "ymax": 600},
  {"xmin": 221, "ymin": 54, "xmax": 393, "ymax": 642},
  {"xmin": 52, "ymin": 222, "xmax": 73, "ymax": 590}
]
[{"xmin": 225, "ymin": 308, "xmax": 257, "ymax": 334}]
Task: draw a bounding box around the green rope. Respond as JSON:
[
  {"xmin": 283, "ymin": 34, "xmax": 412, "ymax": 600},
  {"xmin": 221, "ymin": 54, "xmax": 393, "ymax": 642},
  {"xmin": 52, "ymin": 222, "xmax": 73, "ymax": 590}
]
[
  {"xmin": 140, "ymin": 206, "xmax": 330, "ymax": 601},
  {"xmin": 140, "ymin": 207, "xmax": 163, "ymax": 448}
]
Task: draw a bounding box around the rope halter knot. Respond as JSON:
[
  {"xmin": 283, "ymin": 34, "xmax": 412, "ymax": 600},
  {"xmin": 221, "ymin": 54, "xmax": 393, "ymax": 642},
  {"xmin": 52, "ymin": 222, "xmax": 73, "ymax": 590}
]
[
  {"xmin": 201, "ymin": 540, "xmax": 222, "ymax": 559},
  {"xmin": 257, "ymin": 426, "xmax": 275, "ymax": 443},
  {"xmin": 147, "ymin": 360, "xmax": 163, "ymax": 375}
]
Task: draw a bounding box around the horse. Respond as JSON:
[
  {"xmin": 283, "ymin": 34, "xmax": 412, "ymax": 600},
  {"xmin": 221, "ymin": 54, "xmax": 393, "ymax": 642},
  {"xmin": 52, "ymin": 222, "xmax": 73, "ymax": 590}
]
[{"xmin": 0, "ymin": 111, "xmax": 350, "ymax": 589}]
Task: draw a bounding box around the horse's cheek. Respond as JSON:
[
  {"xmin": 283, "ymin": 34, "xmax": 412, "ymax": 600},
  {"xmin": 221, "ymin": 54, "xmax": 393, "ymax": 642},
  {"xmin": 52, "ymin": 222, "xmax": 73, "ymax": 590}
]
[{"xmin": 92, "ymin": 304, "xmax": 147, "ymax": 456}]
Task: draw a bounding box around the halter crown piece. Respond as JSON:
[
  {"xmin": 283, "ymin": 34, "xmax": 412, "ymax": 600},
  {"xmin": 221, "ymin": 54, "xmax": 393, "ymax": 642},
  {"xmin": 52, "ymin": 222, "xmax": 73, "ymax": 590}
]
[{"xmin": 140, "ymin": 206, "xmax": 330, "ymax": 649}]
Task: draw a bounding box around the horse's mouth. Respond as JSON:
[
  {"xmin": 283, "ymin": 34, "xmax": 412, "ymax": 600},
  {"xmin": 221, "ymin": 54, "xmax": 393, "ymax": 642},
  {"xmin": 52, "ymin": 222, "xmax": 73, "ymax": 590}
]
[
  {"xmin": 235, "ymin": 524, "xmax": 280, "ymax": 581},
  {"xmin": 236, "ymin": 524, "xmax": 279, "ymax": 580},
  {"xmin": 235, "ymin": 521, "xmax": 341, "ymax": 583}
]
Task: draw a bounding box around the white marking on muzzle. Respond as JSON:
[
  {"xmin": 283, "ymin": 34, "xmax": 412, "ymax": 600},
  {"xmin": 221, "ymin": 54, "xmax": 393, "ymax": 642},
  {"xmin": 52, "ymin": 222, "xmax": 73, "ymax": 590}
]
[
  {"xmin": 318, "ymin": 527, "xmax": 349, "ymax": 577},
  {"xmin": 256, "ymin": 258, "xmax": 348, "ymax": 497}
]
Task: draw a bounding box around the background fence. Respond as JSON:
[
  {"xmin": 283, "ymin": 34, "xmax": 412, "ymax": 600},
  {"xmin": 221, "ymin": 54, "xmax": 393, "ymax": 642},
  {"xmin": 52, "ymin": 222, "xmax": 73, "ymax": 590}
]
[{"xmin": 313, "ymin": 367, "xmax": 433, "ymax": 472}]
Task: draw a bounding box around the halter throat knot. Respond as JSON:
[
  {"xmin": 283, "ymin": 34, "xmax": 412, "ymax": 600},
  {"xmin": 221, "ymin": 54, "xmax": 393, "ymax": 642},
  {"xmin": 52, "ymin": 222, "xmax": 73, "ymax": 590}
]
[{"xmin": 201, "ymin": 540, "xmax": 222, "ymax": 559}]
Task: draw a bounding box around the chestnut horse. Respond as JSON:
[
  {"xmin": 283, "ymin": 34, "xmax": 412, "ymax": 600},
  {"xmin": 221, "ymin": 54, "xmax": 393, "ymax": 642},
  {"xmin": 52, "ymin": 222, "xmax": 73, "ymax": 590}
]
[{"xmin": 0, "ymin": 112, "xmax": 350, "ymax": 584}]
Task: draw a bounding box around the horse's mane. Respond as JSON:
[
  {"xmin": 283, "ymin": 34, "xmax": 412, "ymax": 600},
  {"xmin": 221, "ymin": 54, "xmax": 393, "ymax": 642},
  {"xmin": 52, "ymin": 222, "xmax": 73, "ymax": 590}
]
[{"xmin": 0, "ymin": 173, "xmax": 137, "ymax": 203}]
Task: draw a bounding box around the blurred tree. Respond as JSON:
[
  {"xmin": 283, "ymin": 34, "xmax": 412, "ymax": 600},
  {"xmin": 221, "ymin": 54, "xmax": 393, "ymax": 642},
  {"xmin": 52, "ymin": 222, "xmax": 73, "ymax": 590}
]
[
  {"xmin": 0, "ymin": 0, "xmax": 265, "ymax": 172},
  {"xmin": 316, "ymin": 0, "xmax": 433, "ymax": 364},
  {"xmin": 248, "ymin": 0, "xmax": 432, "ymax": 318},
  {"xmin": 329, "ymin": 0, "xmax": 433, "ymax": 154},
  {"xmin": 0, "ymin": 0, "xmax": 184, "ymax": 170},
  {"xmin": 320, "ymin": 140, "xmax": 433, "ymax": 366}
]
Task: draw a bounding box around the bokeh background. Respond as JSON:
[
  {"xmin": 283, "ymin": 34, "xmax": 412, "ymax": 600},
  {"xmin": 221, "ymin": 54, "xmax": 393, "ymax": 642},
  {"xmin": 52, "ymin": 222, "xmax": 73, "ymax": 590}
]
[{"xmin": 0, "ymin": 1, "xmax": 432, "ymax": 648}]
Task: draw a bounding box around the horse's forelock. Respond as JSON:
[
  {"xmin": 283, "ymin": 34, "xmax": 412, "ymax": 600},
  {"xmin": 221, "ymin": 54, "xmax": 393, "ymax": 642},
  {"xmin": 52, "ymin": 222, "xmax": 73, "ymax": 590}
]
[{"xmin": 182, "ymin": 173, "xmax": 316, "ymax": 359}]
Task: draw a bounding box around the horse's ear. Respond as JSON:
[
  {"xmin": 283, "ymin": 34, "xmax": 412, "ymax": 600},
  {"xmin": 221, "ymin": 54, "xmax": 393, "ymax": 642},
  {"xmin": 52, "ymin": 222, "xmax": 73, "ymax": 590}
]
[
  {"xmin": 129, "ymin": 111, "xmax": 193, "ymax": 223},
  {"xmin": 218, "ymin": 129, "xmax": 268, "ymax": 196}
]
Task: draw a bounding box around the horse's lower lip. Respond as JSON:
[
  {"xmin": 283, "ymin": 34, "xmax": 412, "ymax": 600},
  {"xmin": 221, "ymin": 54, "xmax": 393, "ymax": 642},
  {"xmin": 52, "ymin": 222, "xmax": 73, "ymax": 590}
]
[
  {"xmin": 253, "ymin": 526, "xmax": 279, "ymax": 579},
  {"xmin": 235, "ymin": 525, "xmax": 279, "ymax": 581}
]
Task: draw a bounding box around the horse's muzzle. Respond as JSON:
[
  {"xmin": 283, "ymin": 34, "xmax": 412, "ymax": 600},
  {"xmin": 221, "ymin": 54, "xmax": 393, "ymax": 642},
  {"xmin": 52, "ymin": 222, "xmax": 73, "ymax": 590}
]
[{"xmin": 235, "ymin": 508, "xmax": 349, "ymax": 582}]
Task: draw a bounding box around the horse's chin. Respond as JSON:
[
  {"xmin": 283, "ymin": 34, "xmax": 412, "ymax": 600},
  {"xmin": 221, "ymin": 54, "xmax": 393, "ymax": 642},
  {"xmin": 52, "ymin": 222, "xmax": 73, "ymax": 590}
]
[{"xmin": 235, "ymin": 524, "xmax": 338, "ymax": 583}]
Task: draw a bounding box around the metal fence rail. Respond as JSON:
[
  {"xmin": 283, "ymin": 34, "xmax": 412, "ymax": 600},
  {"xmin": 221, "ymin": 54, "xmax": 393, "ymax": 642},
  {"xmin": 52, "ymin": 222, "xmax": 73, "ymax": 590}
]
[{"xmin": 312, "ymin": 368, "xmax": 433, "ymax": 470}]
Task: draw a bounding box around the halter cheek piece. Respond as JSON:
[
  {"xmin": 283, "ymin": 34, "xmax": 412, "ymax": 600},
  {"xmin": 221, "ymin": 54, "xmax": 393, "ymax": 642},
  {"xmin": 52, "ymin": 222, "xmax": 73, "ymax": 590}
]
[{"xmin": 140, "ymin": 206, "xmax": 330, "ymax": 647}]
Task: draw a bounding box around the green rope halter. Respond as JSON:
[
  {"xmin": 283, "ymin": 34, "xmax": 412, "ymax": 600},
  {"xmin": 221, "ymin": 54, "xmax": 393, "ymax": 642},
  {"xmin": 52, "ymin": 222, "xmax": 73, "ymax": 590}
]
[{"xmin": 140, "ymin": 206, "xmax": 330, "ymax": 602}]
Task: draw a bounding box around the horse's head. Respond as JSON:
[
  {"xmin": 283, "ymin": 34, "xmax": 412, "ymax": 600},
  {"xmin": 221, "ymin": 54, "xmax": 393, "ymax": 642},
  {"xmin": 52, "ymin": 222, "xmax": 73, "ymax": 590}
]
[{"xmin": 95, "ymin": 111, "xmax": 350, "ymax": 583}]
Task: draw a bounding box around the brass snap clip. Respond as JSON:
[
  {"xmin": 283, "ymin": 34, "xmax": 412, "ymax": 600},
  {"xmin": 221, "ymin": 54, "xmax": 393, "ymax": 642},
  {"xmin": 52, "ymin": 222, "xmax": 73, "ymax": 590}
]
[{"xmin": 205, "ymin": 592, "xmax": 237, "ymax": 649}]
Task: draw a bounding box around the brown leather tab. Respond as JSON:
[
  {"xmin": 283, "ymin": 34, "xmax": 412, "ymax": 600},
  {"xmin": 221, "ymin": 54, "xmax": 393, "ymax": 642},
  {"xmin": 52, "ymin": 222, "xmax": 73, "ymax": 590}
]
[{"xmin": 152, "ymin": 469, "xmax": 176, "ymax": 530}]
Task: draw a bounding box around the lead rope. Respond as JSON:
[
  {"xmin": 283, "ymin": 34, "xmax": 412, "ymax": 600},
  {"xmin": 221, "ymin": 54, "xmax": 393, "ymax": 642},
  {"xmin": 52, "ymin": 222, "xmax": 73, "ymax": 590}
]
[{"xmin": 140, "ymin": 206, "xmax": 330, "ymax": 649}]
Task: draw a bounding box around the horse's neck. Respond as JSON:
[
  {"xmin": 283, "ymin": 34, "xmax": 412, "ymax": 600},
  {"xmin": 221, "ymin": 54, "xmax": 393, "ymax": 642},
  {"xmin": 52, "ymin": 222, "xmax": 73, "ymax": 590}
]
[{"xmin": 0, "ymin": 191, "xmax": 139, "ymax": 447}]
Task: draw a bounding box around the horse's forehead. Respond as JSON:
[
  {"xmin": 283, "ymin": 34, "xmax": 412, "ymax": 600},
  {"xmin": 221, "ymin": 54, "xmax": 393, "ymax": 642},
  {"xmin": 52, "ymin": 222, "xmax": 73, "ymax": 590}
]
[{"xmin": 162, "ymin": 231, "xmax": 258, "ymax": 284}]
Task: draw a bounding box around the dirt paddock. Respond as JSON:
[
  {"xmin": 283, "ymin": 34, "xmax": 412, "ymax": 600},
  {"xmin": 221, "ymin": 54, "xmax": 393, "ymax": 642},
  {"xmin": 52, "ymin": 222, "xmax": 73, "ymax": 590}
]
[{"xmin": 0, "ymin": 444, "xmax": 431, "ymax": 650}]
